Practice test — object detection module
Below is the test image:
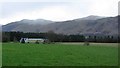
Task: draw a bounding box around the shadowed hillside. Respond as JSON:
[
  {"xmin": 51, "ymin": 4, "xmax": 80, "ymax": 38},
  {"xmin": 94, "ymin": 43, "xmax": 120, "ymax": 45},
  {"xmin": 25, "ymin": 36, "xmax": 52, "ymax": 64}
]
[{"xmin": 2, "ymin": 15, "xmax": 118, "ymax": 35}]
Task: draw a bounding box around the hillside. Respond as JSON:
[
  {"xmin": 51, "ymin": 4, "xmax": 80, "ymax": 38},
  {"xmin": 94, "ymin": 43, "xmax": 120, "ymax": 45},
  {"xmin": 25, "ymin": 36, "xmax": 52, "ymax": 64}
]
[{"xmin": 2, "ymin": 15, "xmax": 118, "ymax": 35}]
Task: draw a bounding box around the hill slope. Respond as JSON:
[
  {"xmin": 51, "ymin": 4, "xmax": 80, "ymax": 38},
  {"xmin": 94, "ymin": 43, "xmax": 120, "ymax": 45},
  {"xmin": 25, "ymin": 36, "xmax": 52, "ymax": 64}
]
[{"xmin": 2, "ymin": 15, "xmax": 118, "ymax": 35}]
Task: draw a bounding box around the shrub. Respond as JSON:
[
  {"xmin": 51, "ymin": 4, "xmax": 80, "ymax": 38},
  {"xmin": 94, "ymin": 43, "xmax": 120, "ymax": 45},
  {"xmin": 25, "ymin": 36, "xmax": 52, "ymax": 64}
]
[
  {"xmin": 35, "ymin": 40, "xmax": 39, "ymax": 44},
  {"xmin": 84, "ymin": 42, "xmax": 90, "ymax": 46}
]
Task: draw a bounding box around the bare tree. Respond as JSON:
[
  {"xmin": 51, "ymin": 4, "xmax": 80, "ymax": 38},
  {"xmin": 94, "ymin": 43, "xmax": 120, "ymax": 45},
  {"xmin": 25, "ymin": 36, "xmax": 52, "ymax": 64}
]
[{"xmin": 46, "ymin": 30, "xmax": 57, "ymax": 43}]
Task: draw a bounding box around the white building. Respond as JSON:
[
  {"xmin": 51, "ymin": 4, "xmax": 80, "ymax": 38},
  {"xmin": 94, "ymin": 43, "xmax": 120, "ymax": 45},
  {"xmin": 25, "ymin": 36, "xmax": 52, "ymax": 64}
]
[{"xmin": 20, "ymin": 38, "xmax": 45, "ymax": 43}]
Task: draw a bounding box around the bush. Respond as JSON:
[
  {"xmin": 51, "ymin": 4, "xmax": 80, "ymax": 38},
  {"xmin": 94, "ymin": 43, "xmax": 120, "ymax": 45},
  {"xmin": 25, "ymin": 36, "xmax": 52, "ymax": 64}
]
[
  {"xmin": 35, "ymin": 40, "xmax": 39, "ymax": 44},
  {"xmin": 43, "ymin": 39, "xmax": 51, "ymax": 44},
  {"xmin": 84, "ymin": 42, "xmax": 90, "ymax": 46}
]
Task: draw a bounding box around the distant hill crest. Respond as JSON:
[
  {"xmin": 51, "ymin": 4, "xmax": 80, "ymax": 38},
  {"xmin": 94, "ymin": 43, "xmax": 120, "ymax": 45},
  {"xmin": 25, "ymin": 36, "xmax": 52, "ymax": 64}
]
[{"xmin": 2, "ymin": 15, "xmax": 118, "ymax": 35}]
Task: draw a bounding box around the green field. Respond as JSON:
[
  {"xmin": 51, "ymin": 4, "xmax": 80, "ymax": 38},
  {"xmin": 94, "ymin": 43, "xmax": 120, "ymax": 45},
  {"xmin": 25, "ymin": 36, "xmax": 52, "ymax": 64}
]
[
  {"xmin": 2, "ymin": 43, "xmax": 118, "ymax": 66},
  {"xmin": 0, "ymin": 43, "xmax": 2, "ymax": 67}
]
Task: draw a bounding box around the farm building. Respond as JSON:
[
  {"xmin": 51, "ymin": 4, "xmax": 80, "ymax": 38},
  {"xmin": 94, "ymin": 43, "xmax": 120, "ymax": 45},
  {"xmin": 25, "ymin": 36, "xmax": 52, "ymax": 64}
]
[{"xmin": 20, "ymin": 38, "xmax": 45, "ymax": 43}]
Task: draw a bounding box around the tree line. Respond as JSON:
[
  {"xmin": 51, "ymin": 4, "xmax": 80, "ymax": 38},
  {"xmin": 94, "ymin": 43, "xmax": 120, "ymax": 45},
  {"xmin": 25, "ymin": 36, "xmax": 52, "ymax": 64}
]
[{"xmin": 2, "ymin": 31, "xmax": 119, "ymax": 43}]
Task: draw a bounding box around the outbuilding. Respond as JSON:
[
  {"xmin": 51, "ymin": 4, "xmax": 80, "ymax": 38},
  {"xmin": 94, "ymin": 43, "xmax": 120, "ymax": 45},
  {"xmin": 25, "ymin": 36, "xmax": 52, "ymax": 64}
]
[{"xmin": 20, "ymin": 38, "xmax": 45, "ymax": 43}]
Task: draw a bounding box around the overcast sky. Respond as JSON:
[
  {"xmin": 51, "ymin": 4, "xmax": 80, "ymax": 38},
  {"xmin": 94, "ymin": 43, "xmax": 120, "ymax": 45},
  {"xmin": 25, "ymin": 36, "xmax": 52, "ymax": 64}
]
[{"xmin": 0, "ymin": 0, "xmax": 119, "ymax": 25}]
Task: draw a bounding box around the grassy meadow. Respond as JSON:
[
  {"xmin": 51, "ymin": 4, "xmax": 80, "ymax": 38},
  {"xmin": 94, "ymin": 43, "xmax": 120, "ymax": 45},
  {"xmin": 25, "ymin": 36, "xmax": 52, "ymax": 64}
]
[
  {"xmin": 2, "ymin": 42, "xmax": 118, "ymax": 66},
  {"xmin": 0, "ymin": 43, "xmax": 2, "ymax": 67}
]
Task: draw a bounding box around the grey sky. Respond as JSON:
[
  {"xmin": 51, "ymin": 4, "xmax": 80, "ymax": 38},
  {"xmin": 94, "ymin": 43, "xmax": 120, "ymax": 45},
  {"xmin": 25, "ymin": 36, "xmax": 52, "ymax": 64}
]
[{"xmin": 0, "ymin": 0, "xmax": 119, "ymax": 25}]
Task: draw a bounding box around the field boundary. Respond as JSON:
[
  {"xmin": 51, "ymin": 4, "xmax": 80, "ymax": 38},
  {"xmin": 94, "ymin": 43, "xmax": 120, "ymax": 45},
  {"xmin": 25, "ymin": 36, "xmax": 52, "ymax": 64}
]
[{"xmin": 59, "ymin": 42, "xmax": 118, "ymax": 47}]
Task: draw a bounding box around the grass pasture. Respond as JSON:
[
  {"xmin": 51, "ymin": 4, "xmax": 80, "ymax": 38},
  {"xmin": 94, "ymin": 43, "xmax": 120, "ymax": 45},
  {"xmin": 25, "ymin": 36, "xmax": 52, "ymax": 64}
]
[{"xmin": 2, "ymin": 42, "xmax": 118, "ymax": 66}]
